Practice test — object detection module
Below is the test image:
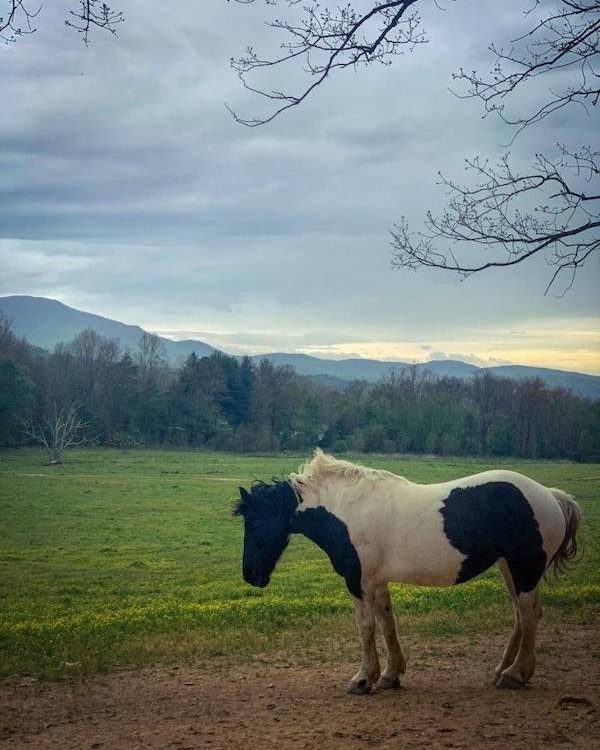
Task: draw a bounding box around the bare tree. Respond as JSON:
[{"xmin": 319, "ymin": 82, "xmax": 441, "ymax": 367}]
[
  {"xmin": 1, "ymin": 1, "xmax": 123, "ymax": 44},
  {"xmin": 135, "ymin": 332, "xmax": 167, "ymax": 390},
  {"xmin": 26, "ymin": 402, "xmax": 87, "ymax": 464},
  {"xmin": 0, "ymin": 311, "xmax": 32, "ymax": 363}
]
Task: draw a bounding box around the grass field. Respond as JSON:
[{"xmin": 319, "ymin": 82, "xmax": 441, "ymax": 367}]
[{"xmin": 0, "ymin": 448, "xmax": 598, "ymax": 679}]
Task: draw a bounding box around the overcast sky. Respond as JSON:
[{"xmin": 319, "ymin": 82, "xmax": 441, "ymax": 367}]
[{"xmin": 1, "ymin": 0, "xmax": 599, "ymax": 373}]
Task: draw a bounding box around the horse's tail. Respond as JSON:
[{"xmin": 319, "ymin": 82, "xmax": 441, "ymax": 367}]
[{"xmin": 548, "ymin": 489, "xmax": 582, "ymax": 575}]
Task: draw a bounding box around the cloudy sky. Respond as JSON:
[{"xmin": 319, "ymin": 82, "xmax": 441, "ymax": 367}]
[{"xmin": 1, "ymin": 0, "xmax": 599, "ymax": 373}]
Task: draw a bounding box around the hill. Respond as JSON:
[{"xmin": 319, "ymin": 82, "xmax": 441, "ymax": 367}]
[{"xmin": 0, "ymin": 295, "xmax": 214, "ymax": 361}]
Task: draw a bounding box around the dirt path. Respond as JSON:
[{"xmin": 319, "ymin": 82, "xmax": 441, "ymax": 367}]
[{"xmin": 1, "ymin": 625, "xmax": 598, "ymax": 749}]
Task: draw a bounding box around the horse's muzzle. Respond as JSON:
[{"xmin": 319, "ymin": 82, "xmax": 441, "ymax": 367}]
[{"xmin": 243, "ymin": 567, "xmax": 270, "ymax": 588}]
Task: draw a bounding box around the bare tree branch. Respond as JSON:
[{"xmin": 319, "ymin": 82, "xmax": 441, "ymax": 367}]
[
  {"xmin": 451, "ymin": 0, "xmax": 600, "ymax": 142},
  {"xmin": 0, "ymin": 0, "xmax": 40, "ymax": 43},
  {"xmin": 390, "ymin": 1, "xmax": 600, "ymax": 292},
  {"xmin": 228, "ymin": 2, "xmax": 598, "ymax": 290},
  {"xmin": 1, "ymin": 1, "xmax": 123, "ymax": 45},
  {"xmin": 227, "ymin": 0, "xmax": 428, "ymax": 126},
  {"xmin": 391, "ymin": 146, "xmax": 600, "ymax": 293},
  {"xmin": 65, "ymin": 0, "xmax": 124, "ymax": 45}
]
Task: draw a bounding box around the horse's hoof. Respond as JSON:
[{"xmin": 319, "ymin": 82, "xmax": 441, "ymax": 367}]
[
  {"xmin": 496, "ymin": 673, "xmax": 524, "ymax": 690},
  {"xmin": 376, "ymin": 675, "xmax": 401, "ymax": 690},
  {"xmin": 346, "ymin": 678, "xmax": 372, "ymax": 695}
]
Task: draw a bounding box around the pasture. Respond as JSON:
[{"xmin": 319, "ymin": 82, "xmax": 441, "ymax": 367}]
[{"xmin": 0, "ymin": 448, "xmax": 599, "ymax": 681}]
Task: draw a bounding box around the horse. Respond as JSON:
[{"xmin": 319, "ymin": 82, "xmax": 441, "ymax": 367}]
[{"xmin": 234, "ymin": 449, "xmax": 581, "ymax": 694}]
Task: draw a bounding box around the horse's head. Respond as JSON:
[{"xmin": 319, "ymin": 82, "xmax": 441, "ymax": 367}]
[{"xmin": 233, "ymin": 480, "xmax": 299, "ymax": 588}]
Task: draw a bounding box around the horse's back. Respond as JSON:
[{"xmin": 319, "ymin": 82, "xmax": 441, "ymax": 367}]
[{"xmin": 431, "ymin": 469, "xmax": 564, "ymax": 536}]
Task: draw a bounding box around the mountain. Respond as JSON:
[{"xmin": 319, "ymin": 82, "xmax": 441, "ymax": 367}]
[
  {"xmin": 487, "ymin": 365, "xmax": 600, "ymax": 398},
  {"xmin": 252, "ymin": 353, "xmax": 479, "ymax": 381},
  {"xmin": 0, "ymin": 295, "xmax": 215, "ymax": 360},
  {"xmin": 2, "ymin": 295, "xmax": 599, "ymax": 399},
  {"xmin": 256, "ymin": 353, "xmax": 600, "ymax": 399}
]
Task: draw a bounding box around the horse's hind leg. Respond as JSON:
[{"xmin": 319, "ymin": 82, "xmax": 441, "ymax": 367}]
[
  {"xmin": 496, "ymin": 563, "xmax": 543, "ymax": 690},
  {"xmin": 374, "ymin": 583, "xmax": 405, "ymax": 689},
  {"xmin": 494, "ymin": 558, "xmax": 521, "ymax": 684},
  {"xmin": 496, "ymin": 588, "xmax": 542, "ymax": 688}
]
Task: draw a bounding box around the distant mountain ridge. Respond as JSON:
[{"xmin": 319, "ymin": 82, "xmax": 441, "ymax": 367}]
[
  {"xmin": 256, "ymin": 353, "xmax": 600, "ymax": 399},
  {"xmin": 255, "ymin": 352, "xmax": 478, "ymax": 381},
  {"xmin": 1, "ymin": 295, "xmax": 599, "ymax": 399}
]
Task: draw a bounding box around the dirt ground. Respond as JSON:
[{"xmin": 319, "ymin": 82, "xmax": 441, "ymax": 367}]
[{"xmin": 1, "ymin": 625, "xmax": 599, "ymax": 749}]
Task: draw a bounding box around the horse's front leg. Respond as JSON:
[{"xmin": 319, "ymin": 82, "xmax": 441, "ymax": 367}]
[
  {"xmin": 346, "ymin": 589, "xmax": 380, "ymax": 695},
  {"xmin": 374, "ymin": 583, "xmax": 405, "ymax": 689}
]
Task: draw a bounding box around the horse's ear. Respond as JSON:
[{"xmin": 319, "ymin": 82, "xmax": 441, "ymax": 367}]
[{"xmin": 233, "ymin": 486, "xmax": 250, "ymax": 517}]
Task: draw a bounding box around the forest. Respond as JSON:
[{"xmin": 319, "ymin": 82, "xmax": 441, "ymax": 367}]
[{"xmin": 1, "ymin": 315, "xmax": 599, "ymax": 461}]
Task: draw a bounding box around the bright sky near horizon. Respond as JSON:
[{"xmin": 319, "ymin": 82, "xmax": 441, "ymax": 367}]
[{"xmin": 1, "ymin": 1, "xmax": 599, "ymax": 374}]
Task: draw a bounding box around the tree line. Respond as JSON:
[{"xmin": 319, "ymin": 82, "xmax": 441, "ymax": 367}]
[{"xmin": 1, "ymin": 316, "xmax": 598, "ymax": 461}]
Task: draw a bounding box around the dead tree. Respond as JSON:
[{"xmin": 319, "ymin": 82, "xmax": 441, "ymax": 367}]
[{"xmin": 26, "ymin": 403, "xmax": 87, "ymax": 465}]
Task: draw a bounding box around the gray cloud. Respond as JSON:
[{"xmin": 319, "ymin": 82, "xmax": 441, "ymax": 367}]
[{"xmin": 1, "ymin": 1, "xmax": 598, "ymax": 371}]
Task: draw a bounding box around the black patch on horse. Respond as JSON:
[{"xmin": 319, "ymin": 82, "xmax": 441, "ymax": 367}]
[
  {"xmin": 440, "ymin": 481, "xmax": 546, "ymax": 594},
  {"xmin": 292, "ymin": 507, "xmax": 363, "ymax": 598}
]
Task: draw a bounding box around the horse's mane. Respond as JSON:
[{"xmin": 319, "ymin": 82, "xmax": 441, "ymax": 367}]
[{"xmin": 293, "ymin": 449, "xmax": 408, "ymax": 487}]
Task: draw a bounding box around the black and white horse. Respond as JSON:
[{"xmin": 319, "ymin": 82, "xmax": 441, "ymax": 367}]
[{"xmin": 234, "ymin": 450, "xmax": 580, "ymax": 694}]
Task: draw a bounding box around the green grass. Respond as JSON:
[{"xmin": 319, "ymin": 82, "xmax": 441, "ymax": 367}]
[{"xmin": 0, "ymin": 448, "xmax": 598, "ymax": 679}]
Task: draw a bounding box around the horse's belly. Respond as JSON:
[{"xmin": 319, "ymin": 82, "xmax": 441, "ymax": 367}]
[
  {"xmin": 390, "ymin": 568, "xmax": 461, "ymax": 586},
  {"xmin": 379, "ymin": 531, "xmax": 466, "ymax": 587}
]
